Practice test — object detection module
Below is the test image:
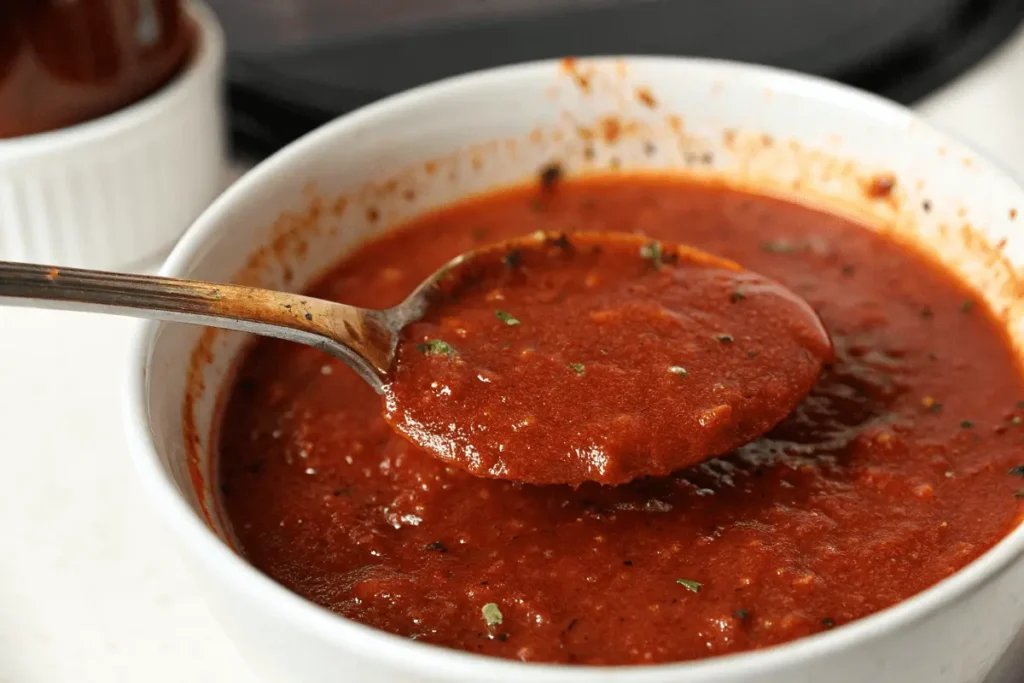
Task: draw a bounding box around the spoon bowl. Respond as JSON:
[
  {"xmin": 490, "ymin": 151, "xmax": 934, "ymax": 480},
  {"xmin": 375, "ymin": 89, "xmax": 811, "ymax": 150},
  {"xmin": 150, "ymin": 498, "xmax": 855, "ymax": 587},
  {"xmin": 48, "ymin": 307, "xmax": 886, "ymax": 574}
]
[{"xmin": 383, "ymin": 231, "xmax": 833, "ymax": 485}]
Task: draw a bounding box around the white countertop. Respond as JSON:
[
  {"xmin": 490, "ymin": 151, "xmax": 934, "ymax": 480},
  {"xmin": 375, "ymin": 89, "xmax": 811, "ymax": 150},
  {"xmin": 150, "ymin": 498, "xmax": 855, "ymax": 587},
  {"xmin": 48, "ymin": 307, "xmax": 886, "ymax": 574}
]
[{"xmin": 4, "ymin": 31, "xmax": 1024, "ymax": 682}]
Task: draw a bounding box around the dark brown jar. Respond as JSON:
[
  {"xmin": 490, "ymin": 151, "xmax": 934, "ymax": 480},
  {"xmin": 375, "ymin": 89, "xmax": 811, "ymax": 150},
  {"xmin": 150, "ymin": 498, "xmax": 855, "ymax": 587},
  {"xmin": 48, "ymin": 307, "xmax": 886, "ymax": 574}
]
[{"xmin": 0, "ymin": 0, "xmax": 194, "ymax": 138}]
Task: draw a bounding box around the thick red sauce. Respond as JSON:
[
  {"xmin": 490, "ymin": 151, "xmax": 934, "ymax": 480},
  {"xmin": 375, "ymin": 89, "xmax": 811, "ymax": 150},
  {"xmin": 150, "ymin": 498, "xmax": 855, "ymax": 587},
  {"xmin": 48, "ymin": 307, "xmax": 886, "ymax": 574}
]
[
  {"xmin": 218, "ymin": 175, "xmax": 1024, "ymax": 665},
  {"xmin": 385, "ymin": 232, "xmax": 833, "ymax": 485}
]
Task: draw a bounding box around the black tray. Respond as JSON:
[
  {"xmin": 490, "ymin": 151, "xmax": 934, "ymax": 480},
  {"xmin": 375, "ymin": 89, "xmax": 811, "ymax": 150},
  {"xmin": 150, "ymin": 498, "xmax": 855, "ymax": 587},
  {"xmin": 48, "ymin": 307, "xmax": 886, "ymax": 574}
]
[{"xmin": 211, "ymin": 0, "xmax": 1024, "ymax": 159}]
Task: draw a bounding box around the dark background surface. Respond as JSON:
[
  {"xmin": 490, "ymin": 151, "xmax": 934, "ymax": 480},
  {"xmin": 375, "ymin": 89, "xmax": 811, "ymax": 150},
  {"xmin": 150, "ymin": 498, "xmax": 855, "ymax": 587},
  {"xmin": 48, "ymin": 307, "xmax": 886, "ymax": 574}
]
[{"xmin": 206, "ymin": 0, "xmax": 1024, "ymax": 158}]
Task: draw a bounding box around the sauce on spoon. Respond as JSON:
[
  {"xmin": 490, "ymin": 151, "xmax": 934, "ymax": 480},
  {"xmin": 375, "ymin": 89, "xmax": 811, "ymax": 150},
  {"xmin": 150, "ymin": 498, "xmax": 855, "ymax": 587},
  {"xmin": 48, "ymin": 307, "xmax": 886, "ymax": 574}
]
[{"xmin": 384, "ymin": 231, "xmax": 833, "ymax": 485}]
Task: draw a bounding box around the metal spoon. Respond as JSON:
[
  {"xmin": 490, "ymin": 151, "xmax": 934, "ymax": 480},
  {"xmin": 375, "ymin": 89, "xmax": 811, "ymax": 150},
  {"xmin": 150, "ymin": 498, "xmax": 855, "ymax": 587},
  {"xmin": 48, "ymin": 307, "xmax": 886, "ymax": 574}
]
[{"xmin": 0, "ymin": 260, "xmax": 434, "ymax": 393}]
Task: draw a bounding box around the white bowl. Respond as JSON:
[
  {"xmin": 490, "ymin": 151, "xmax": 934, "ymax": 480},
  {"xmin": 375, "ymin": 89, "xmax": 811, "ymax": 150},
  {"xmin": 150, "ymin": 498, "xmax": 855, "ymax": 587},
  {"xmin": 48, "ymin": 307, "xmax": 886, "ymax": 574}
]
[{"xmin": 125, "ymin": 57, "xmax": 1024, "ymax": 683}]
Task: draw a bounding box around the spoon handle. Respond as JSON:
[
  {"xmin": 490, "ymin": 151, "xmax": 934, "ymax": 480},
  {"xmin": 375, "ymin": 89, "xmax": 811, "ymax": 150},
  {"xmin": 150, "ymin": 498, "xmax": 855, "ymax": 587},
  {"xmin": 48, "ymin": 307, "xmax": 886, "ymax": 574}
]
[{"xmin": 0, "ymin": 261, "xmax": 393, "ymax": 392}]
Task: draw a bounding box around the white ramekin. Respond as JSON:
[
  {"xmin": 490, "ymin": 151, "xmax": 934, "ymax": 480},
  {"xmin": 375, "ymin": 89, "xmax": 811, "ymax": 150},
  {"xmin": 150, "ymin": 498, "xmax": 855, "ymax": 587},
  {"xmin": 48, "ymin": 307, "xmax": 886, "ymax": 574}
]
[
  {"xmin": 0, "ymin": 1, "xmax": 225, "ymax": 270},
  {"xmin": 125, "ymin": 57, "xmax": 1024, "ymax": 683}
]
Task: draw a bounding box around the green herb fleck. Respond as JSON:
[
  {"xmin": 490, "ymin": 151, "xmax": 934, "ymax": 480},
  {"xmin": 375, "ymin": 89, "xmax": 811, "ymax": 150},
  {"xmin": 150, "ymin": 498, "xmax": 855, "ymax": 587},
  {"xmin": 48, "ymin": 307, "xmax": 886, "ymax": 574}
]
[
  {"xmin": 714, "ymin": 334, "xmax": 734, "ymax": 344},
  {"xmin": 960, "ymin": 420, "xmax": 975, "ymax": 429},
  {"xmin": 424, "ymin": 541, "xmax": 448, "ymax": 553},
  {"xmin": 1015, "ymin": 490, "xmax": 1024, "ymax": 499},
  {"xmin": 734, "ymin": 609, "xmax": 750, "ymax": 621},
  {"xmin": 730, "ymin": 289, "xmax": 746, "ymax": 303},
  {"xmin": 821, "ymin": 617, "xmax": 836, "ymax": 628},
  {"xmin": 417, "ymin": 339, "xmax": 456, "ymax": 356},
  {"xmin": 495, "ymin": 310, "xmax": 521, "ymax": 326},
  {"xmin": 669, "ymin": 366, "xmax": 688, "ymax": 376},
  {"xmin": 1017, "ymin": 401, "xmax": 1024, "ymax": 410},
  {"xmin": 1012, "ymin": 416, "xmax": 1023, "ymax": 426},
  {"xmin": 504, "ymin": 249, "xmax": 522, "ymax": 268},
  {"xmin": 760, "ymin": 240, "xmax": 799, "ymax": 254},
  {"xmin": 501, "ymin": 342, "xmax": 511, "ymax": 349},
  {"xmin": 922, "ymin": 396, "xmax": 942, "ymax": 413},
  {"xmin": 676, "ymin": 578, "xmax": 703, "ymax": 593},
  {"xmin": 960, "ymin": 300, "xmax": 975, "ymax": 313},
  {"xmin": 482, "ymin": 603, "xmax": 503, "ymax": 627},
  {"xmin": 747, "ymin": 351, "xmax": 758, "ymax": 359},
  {"xmin": 1010, "ymin": 465, "xmax": 1024, "ymax": 477},
  {"xmin": 639, "ymin": 240, "xmax": 663, "ymax": 265},
  {"xmin": 568, "ymin": 363, "xmax": 586, "ymax": 376}
]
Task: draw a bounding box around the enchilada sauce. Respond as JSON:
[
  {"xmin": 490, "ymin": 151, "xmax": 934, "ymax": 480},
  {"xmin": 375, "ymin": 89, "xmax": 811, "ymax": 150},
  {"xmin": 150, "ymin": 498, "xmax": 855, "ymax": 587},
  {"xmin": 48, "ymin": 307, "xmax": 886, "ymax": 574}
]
[
  {"xmin": 217, "ymin": 176, "xmax": 1024, "ymax": 665},
  {"xmin": 385, "ymin": 232, "xmax": 833, "ymax": 486}
]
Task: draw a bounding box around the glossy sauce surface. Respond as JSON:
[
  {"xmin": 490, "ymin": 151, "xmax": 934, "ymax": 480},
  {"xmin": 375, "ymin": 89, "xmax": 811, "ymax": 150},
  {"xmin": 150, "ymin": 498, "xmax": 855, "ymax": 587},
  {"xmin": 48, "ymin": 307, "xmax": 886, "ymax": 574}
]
[
  {"xmin": 218, "ymin": 176, "xmax": 1024, "ymax": 665},
  {"xmin": 385, "ymin": 232, "xmax": 832, "ymax": 485}
]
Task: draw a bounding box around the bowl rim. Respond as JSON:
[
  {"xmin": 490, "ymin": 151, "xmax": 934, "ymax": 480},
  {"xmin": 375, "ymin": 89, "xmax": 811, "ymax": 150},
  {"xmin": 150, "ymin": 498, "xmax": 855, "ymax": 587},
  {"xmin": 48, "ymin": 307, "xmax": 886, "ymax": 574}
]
[
  {"xmin": 124, "ymin": 55, "xmax": 1024, "ymax": 680},
  {"xmin": 0, "ymin": 0, "xmax": 223, "ymax": 159}
]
